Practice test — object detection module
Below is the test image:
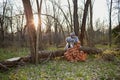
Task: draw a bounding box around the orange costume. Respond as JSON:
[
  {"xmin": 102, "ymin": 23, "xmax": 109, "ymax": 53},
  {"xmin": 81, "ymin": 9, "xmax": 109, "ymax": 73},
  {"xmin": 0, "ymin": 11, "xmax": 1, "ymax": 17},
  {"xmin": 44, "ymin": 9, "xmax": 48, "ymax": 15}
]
[{"xmin": 64, "ymin": 42, "xmax": 87, "ymax": 62}]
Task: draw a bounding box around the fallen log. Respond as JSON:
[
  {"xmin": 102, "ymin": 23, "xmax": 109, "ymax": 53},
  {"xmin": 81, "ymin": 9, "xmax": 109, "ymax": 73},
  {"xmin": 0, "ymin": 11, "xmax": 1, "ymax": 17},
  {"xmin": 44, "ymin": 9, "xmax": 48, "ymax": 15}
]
[
  {"xmin": 0, "ymin": 46, "xmax": 102, "ymax": 70},
  {"xmin": 38, "ymin": 46, "xmax": 102, "ymax": 59},
  {"xmin": 0, "ymin": 63, "xmax": 8, "ymax": 70},
  {"xmin": 79, "ymin": 46, "xmax": 102, "ymax": 54},
  {"xmin": 0, "ymin": 56, "xmax": 30, "ymax": 70}
]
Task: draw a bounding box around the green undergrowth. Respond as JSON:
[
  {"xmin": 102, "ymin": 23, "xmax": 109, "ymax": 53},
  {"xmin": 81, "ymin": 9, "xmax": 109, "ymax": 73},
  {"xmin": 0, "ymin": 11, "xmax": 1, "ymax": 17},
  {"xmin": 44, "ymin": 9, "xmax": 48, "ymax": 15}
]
[
  {"xmin": 95, "ymin": 44, "xmax": 120, "ymax": 61},
  {"xmin": 0, "ymin": 47, "xmax": 29, "ymax": 61},
  {"xmin": 0, "ymin": 46, "xmax": 63, "ymax": 61},
  {"xmin": 0, "ymin": 57, "xmax": 120, "ymax": 80},
  {"xmin": 0, "ymin": 45, "xmax": 120, "ymax": 80}
]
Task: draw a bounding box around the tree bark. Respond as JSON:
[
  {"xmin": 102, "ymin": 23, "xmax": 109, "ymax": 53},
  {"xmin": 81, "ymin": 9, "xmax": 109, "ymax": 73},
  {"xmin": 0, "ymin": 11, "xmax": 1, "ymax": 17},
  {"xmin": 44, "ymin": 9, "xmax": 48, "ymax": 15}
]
[
  {"xmin": 36, "ymin": 0, "xmax": 43, "ymax": 64},
  {"xmin": 80, "ymin": 0, "xmax": 91, "ymax": 46},
  {"xmin": 22, "ymin": 0, "xmax": 37, "ymax": 63},
  {"xmin": 89, "ymin": 0, "xmax": 94, "ymax": 47},
  {"xmin": 109, "ymin": 0, "xmax": 113, "ymax": 47},
  {"xmin": 67, "ymin": 0, "xmax": 73, "ymax": 32},
  {"xmin": 73, "ymin": 0, "xmax": 79, "ymax": 36},
  {"xmin": 10, "ymin": 6, "xmax": 14, "ymax": 41}
]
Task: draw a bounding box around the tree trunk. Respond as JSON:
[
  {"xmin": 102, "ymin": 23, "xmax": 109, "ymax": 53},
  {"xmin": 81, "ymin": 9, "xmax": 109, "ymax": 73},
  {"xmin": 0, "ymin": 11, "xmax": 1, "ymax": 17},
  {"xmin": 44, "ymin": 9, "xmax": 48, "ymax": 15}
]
[
  {"xmin": 109, "ymin": 0, "xmax": 112, "ymax": 47},
  {"xmin": 0, "ymin": 22, "xmax": 4, "ymax": 46},
  {"xmin": 36, "ymin": 0, "xmax": 43, "ymax": 50},
  {"xmin": 10, "ymin": 6, "xmax": 14, "ymax": 41},
  {"xmin": 73, "ymin": 0, "xmax": 79, "ymax": 36},
  {"xmin": 22, "ymin": 0, "xmax": 37, "ymax": 64},
  {"xmin": 67, "ymin": 0, "xmax": 73, "ymax": 32},
  {"xmin": 89, "ymin": 0, "xmax": 94, "ymax": 47},
  {"xmin": 80, "ymin": 0, "xmax": 91, "ymax": 46},
  {"xmin": 36, "ymin": 0, "xmax": 43, "ymax": 63}
]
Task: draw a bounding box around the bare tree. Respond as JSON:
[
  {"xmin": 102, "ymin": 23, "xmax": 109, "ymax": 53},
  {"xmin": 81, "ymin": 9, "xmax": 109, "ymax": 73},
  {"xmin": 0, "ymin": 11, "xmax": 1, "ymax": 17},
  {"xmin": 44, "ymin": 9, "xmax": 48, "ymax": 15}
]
[
  {"xmin": 36, "ymin": 0, "xmax": 43, "ymax": 63},
  {"xmin": 80, "ymin": 0, "xmax": 91, "ymax": 46},
  {"xmin": 109, "ymin": 0, "xmax": 113, "ymax": 47},
  {"xmin": 107, "ymin": 0, "xmax": 113, "ymax": 47},
  {"xmin": 22, "ymin": 0, "xmax": 37, "ymax": 63},
  {"xmin": 67, "ymin": 0, "xmax": 73, "ymax": 32},
  {"xmin": 87, "ymin": 0, "xmax": 95, "ymax": 47},
  {"xmin": 52, "ymin": 0, "xmax": 71, "ymax": 32},
  {"xmin": 0, "ymin": 0, "xmax": 7, "ymax": 47},
  {"xmin": 73, "ymin": 0, "xmax": 79, "ymax": 36}
]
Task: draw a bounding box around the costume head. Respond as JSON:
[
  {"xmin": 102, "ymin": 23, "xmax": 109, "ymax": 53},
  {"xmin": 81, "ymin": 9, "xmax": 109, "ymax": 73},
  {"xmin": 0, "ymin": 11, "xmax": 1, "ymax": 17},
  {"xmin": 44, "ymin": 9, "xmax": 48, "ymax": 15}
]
[{"xmin": 70, "ymin": 32, "xmax": 76, "ymax": 38}]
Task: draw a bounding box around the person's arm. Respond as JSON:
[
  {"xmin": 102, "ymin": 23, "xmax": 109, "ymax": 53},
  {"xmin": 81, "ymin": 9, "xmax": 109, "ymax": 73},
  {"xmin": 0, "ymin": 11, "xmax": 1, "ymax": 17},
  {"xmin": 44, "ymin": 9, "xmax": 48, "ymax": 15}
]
[{"xmin": 76, "ymin": 37, "xmax": 79, "ymax": 42}]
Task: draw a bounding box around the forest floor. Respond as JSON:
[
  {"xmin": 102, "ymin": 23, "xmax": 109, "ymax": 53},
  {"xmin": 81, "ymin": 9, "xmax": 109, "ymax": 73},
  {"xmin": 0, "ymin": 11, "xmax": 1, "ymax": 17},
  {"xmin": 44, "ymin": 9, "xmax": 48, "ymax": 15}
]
[{"xmin": 0, "ymin": 45, "xmax": 120, "ymax": 80}]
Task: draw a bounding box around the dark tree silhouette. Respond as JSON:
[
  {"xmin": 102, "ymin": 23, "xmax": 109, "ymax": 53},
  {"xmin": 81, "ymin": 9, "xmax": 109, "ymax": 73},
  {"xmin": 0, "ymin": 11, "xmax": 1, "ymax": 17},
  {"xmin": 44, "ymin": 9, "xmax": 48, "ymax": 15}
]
[
  {"xmin": 80, "ymin": 0, "xmax": 91, "ymax": 46},
  {"xmin": 73, "ymin": 0, "xmax": 79, "ymax": 36}
]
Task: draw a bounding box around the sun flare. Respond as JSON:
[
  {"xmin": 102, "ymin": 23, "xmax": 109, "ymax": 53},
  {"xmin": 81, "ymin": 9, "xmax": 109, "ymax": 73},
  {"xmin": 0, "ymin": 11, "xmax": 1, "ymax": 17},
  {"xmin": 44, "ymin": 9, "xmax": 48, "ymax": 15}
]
[
  {"xmin": 33, "ymin": 16, "xmax": 38, "ymax": 30},
  {"xmin": 33, "ymin": 15, "xmax": 46, "ymax": 31}
]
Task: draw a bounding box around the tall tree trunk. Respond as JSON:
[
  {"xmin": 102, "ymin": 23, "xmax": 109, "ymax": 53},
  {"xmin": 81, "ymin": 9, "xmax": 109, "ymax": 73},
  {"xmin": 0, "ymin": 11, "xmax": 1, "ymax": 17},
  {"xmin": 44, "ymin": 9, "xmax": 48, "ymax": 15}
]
[
  {"xmin": 73, "ymin": 0, "xmax": 79, "ymax": 36},
  {"xmin": 36, "ymin": 0, "xmax": 42, "ymax": 50},
  {"xmin": 22, "ymin": 0, "xmax": 37, "ymax": 63},
  {"xmin": 89, "ymin": 0, "xmax": 94, "ymax": 47},
  {"xmin": 80, "ymin": 0, "xmax": 91, "ymax": 46},
  {"xmin": 10, "ymin": 6, "xmax": 13, "ymax": 41},
  {"xmin": 67, "ymin": 0, "xmax": 73, "ymax": 32},
  {"xmin": 109, "ymin": 0, "xmax": 112, "ymax": 47},
  {"xmin": 36, "ymin": 0, "xmax": 43, "ymax": 63}
]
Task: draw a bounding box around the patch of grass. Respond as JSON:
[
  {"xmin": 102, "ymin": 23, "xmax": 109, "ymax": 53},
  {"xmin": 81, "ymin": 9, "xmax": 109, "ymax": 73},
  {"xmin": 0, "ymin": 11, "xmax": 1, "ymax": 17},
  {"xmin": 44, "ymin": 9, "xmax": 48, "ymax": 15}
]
[
  {"xmin": 0, "ymin": 56, "xmax": 119, "ymax": 80},
  {"xmin": 0, "ymin": 47, "xmax": 29, "ymax": 61},
  {"xmin": 95, "ymin": 44, "xmax": 117, "ymax": 49},
  {"xmin": 0, "ymin": 45, "xmax": 120, "ymax": 80}
]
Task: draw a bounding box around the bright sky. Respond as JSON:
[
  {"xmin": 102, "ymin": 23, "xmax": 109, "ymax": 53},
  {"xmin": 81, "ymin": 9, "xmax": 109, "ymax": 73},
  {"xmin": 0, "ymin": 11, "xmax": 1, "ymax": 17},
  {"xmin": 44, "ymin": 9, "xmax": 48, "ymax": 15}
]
[
  {"xmin": 93, "ymin": 0, "xmax": 108, "ymax": 22},
  {"xmin": 0, "ymin": 0, "xmax": 108, "ymax": 20},
  {"xmin": 0, "ymin": 0, "xmax": 118, "ymax": 30}
]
